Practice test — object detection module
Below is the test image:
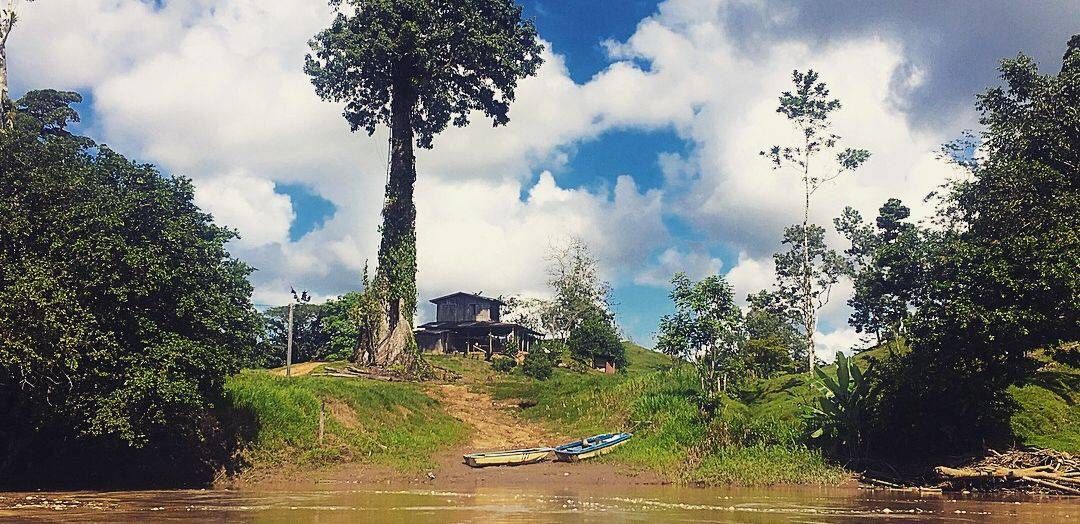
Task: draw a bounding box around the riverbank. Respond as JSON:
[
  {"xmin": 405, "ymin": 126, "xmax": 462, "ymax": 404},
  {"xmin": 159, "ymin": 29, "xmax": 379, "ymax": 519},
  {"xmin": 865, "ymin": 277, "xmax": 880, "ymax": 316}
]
[{"xmin": 222, "ymin": 343, "xmax": 1079, "ymax": 491}]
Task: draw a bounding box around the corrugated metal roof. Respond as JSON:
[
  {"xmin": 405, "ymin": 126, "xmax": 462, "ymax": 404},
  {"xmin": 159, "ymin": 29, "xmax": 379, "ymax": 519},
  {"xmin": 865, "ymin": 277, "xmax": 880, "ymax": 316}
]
[{"xmin": 428, "ymin": 291, "xmax": 506, "ymax": 305}]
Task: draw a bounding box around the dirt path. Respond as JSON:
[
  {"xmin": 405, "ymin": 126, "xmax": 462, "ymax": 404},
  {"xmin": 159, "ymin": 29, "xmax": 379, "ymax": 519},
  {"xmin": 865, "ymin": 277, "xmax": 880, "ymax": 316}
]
[
  {"xmin": 427, "ymin": 383, "xmax": 558, "ymax": 450},
  {"xmin": 268, "ymin": 361, "xmax": 322, "ymax": 377}
]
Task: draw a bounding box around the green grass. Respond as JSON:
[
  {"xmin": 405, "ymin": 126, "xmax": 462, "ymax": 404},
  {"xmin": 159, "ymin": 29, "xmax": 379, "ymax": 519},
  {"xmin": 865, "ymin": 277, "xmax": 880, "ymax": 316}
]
[
  {"xmin": 689, "ymin": 444, "xmax": 846, "ymax": 486},
  {"xmin": 1009, "ymin": 360, "xmax": 1080, "ymax": 452},
  {"xmin": 225, "ymin": 371, "xmax": 468, "ymax": 472},
  {"xmin": 479, "ymin": 342, "xmax": 846, "ymax": 485}
]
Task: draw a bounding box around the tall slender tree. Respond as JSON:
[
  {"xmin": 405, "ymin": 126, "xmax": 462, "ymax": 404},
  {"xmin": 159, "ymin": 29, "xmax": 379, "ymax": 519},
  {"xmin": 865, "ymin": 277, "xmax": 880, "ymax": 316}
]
[
  {"xmin": 761, "ymin": 70, "xmax": 869, "ymax": 370},
  {"xmin": 1, "ymin": 0, "xmax": 32, "ymax": 129},
  {"xmin": 305, "ymin": 1, "xmax": 542, "ymax": 365}
]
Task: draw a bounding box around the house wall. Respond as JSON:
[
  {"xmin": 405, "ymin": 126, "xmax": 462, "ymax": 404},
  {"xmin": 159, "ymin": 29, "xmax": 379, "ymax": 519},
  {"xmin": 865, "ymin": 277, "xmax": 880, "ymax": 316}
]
[{"xmin": 435, "ymin": 296, "xmax": 500, "ymax": 321}]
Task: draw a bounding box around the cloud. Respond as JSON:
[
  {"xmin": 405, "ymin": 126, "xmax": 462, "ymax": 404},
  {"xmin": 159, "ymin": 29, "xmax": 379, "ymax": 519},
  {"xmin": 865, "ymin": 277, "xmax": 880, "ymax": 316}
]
[
  {"xmin": 724, "ymin": 252, "xmax": 776, "ymax": 306},
  {"xmin": 635, "ymin": 247, "xmax": 724, "ymax": 287},
  {"xmin": 193, "ymin": 170, "xmax": 294, "ymax": 248},
  {"xmin": 716, "ymin": 0, "xmax": 1080, "ymax": 129}
]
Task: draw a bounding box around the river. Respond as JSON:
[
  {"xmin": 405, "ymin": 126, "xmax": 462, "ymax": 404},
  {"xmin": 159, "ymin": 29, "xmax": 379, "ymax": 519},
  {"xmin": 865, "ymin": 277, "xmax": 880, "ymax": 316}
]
[{"xmin": 0, "ymin": 485, "xmax": 1076, "ymax": 522}]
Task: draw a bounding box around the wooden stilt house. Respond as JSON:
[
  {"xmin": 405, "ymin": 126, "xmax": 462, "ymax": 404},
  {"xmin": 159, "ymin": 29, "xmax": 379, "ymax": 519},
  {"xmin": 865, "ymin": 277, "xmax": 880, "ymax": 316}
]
[{"xmin": 414, "ymin": 292, "xmax": 544, "ymax": 358}]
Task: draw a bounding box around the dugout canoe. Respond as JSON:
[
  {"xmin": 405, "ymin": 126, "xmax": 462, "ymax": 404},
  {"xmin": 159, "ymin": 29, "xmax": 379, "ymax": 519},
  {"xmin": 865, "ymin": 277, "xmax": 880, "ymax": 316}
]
[
  {"xmin": 463, "ymin": 447, "xmax": 553, "ymax": 467},
  {"xmin": 553, "ymin": 433, "xmax": 632, "ymax": 462}
]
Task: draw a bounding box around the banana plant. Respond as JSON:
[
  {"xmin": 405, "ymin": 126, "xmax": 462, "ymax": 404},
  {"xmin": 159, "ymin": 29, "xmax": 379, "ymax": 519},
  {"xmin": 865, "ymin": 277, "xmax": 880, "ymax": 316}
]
[{"xmin": 806, "ymin": 351, "xmax": 876, "ymax": 461}]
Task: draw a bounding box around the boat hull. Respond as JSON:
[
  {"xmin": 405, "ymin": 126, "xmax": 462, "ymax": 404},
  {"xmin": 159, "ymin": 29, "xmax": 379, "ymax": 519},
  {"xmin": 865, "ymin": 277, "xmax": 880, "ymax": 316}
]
[
  {"xmin": 463, "ymin": 448, "xmax": 553, "ymax": 467},
  {"xmin": 553, "ymin": 433, "xmax": 633, "ymax": 462}
]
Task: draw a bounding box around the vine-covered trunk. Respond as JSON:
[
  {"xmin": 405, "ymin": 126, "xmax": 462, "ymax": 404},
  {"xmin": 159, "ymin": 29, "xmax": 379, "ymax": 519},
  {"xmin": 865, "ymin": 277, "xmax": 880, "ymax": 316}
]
[{"xmin": 370, "ymin": 77, "xmax": 418, "ymax": 366}]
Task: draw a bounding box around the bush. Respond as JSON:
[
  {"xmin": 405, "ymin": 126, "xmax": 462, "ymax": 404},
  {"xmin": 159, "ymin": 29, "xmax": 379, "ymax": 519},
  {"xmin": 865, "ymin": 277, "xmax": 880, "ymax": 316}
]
[
  {"xmin": 522, "ymin": 349, "xmax": 554, "ymax": 380},
  {"xmin": 568, "ymin": 308, "xmax": 626, "ymax": 370},
  {"xmin": 491, "ymin": 357, "xmax": 516, "ymax": 373}
]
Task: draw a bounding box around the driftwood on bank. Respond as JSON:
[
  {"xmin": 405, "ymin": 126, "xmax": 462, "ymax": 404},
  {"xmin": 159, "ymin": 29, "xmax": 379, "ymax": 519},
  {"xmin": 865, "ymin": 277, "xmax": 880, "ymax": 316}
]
[{"xmin": 932, "ymin": 448, "xmax": 1080, "ymax": 496}]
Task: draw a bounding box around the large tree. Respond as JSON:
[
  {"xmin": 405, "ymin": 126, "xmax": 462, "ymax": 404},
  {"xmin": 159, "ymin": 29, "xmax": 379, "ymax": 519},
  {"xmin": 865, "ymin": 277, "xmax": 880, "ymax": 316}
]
[
  {"xmin": 305, "ymin": 0, "xmax": 543, "ymax": 366},
  {"xmin": 762, "ymin": 70, "xmax": 869, "ymax": 369},
  {"xmin": 0, "ymin": 91, "xmax": 262, "ymax": 486}
]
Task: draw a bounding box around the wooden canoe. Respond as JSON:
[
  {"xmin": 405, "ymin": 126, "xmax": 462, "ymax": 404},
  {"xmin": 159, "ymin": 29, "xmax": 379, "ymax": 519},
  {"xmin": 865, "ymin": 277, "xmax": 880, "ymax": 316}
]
[
  {"xmin": 463, "ymin": 447, "xmax": 553, "ymax": 467},
  {"xmin": 554, "ymin": 433, "xmax": 632, "ymax": 462}
]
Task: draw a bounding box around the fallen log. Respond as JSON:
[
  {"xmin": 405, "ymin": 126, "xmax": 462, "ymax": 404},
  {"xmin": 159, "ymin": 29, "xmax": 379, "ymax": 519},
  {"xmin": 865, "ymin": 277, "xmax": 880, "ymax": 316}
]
[
  {"xmin": 935, "ymin": 465, "xmax": 1055, "ymax": 480},
  {"xmin": 1022, "ymin": 476, "xmax": 1080, "ymax": 496}
]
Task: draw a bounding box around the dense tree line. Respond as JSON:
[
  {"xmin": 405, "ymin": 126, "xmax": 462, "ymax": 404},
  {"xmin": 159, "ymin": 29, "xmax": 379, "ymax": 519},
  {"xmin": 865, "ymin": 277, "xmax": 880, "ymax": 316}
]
[
  {"xmin": 0, "ymin": 91, "xmax": 261, "ymax": 487},
  {"xmin": 658, "ymin": 36, "xmax": 1079, "ymax": 463},
  {"xmin": 865, "ymin": 35, "xmax": 1080, "ymax": 458}
]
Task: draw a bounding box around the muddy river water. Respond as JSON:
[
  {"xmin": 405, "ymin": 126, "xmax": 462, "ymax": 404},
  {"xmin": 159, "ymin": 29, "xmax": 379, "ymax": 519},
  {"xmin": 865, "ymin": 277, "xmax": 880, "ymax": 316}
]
[{"xmin": 1, "ymin": 485, "xmax": 1076, "ymax": 522}]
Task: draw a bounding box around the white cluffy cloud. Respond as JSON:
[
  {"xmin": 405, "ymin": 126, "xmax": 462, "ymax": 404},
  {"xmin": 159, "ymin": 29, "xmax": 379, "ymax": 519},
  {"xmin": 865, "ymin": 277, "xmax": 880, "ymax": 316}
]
[{"xmin": 11, "ymin": 0, "xmax": 996, "ymax": 347}]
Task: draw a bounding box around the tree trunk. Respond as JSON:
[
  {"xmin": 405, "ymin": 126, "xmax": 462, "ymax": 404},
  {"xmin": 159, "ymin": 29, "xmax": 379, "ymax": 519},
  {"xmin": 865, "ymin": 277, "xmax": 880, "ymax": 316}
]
[
  {"xmin": 371, "ymin": 75, "xmax": 419, "ymax": 366},
  {"xmin": 1, "ymin": 13, "xmax": 11, "ymax": 130},
  {"xmin": 802, "ymin": 141, "xmax": 816, "ymax": 371}
]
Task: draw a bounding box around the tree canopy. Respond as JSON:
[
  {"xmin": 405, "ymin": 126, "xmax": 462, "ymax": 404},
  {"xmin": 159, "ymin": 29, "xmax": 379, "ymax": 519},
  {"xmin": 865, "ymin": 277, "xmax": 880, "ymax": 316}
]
[
  {"xmin": 657, "ymin": 273, "xmax": 744, "ymax": 399},
  {"xmin": 306, "ymin": 0, "xmax": 543, "ymax": 149},
  {"xmin": 0, "ymin": 90, "xmax": 261, "ymax": 487},
  {"xmin": 870, "ymin": 35, "xmax": 1080, "ymax": 458}
]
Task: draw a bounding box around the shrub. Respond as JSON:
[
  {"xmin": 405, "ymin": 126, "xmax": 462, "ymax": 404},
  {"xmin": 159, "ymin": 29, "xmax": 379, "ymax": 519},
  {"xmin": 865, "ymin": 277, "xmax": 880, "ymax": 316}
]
[
  {"xmin": 522, "ymin": 349, "xmax": 554, "ymax": 380},
  {"xmin": 491, "ymin": 357, "xmax": 516, "ymax": 373}
]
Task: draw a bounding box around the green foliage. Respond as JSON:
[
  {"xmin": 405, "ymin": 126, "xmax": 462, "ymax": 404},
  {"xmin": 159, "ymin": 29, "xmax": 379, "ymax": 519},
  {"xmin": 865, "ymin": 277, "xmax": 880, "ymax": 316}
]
[
  {"xmin": 771, "ymin": 225, "xmax": 850, "ymax": 339},
  {"xmin": 491, "ymin": 357, "xmax": 516, "ymax": 373},
  {"xmin": 321, "ymin": 287, "xmax": 393, "ymax": 363},
  {"xmin": 261, "ymin": 303, "xmax": 329, "ymax": 367},
  {"xmin": 521, "ymin": 346, "xmax": 554, "ymax": 380},
  {"xmin": 225, "ymin": 372, "xmax": 468, "ymax": 471},
  {"xmin": 740, "ymin": 291, "xmax": 799, "ymax": 377},
  {"xmin": 689, "ymin": 444, "xmax": 846, "ymax": 486},
  {"xmin": 568, "ymin": 306, "xmax": 626, "ymax": 370},
  {"xmin": 657, "ymin": 272, "xmax": 745, "ymax": 400},
  {"xmin": 805, "ymin": 352, "xmax": 875, "ymax": 462},
  {"xmin": 491, "ymin": 343, "xmax": 845, "ymax": 485},
  {"xmin": 1009, "ymin": 366, "xmax": 1080, "ymax": 453},
  {"xmin": 0, "ymin": 91, "xmax": 261, "ymax": 486},
  {"xmin": 305, "ymin": 0, "xmax": 543, "ymax": 148},
  {"xmin": 870, "ymin": 35, "xmax": 1080, "ymax": 458},
  {"xmin": 835, "ymin": 199, "xmax": 922, "ymax": 344}
]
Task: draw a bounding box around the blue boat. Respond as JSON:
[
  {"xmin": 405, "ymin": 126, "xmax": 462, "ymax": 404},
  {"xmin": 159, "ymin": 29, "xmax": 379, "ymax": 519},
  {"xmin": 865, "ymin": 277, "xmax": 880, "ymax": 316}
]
[{"xmin": 553, "ymin": 433, "xmax": 632, "ymax": 462}]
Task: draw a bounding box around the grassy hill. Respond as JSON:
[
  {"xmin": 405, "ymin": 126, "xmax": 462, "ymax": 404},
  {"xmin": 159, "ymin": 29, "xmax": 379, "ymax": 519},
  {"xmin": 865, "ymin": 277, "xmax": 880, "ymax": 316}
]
[
  {"xmin": 223, "ymin": 342, "xmax": 1079, "ymax": 486},
  {"xmin": 224, "ymin": 371, "xmax": 468, "ymax": 474},
  {"xmin": 480, "ymin": 343, "xmax": 846, "ymax": 485}
]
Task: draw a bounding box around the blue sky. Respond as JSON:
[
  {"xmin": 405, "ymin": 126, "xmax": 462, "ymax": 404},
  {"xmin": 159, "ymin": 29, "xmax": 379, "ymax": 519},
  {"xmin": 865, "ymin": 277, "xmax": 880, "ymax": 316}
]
[{"xmin": 11, "ymin": 0, "xmax": 1079, "ymax": 352}]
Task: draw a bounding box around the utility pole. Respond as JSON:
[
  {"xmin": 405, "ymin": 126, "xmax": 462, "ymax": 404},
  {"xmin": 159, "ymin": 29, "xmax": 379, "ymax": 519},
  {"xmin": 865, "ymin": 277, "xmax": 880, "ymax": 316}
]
[
  {"xmin": 286, "ymin": 286, "xmax": 310, "ymax": 378},
  {"xmin": 286, "ymin": 301, "xmax": 294, "ymax": 378}
]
